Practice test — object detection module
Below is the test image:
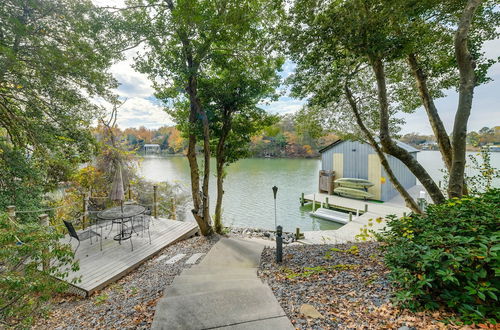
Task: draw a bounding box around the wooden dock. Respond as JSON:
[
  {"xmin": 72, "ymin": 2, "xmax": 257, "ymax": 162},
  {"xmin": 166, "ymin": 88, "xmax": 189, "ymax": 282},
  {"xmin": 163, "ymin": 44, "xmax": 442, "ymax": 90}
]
[
  {"xmin": 303, "ymin": 193, "xmax": 408, "ymax": 218},
  {"xmin": 59, "ymin": 218, "xmax": 198, "ymax": 296},
  {"xmin": 299, "ymin": 189, "xmax": 424, "ymax": 244}
]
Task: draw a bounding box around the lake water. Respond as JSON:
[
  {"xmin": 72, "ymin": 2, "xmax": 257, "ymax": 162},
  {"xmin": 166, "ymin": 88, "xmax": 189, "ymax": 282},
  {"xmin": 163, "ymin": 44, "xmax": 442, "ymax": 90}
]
[{"xmin": 138, "ymin": 151, "xmax": 500, "ymax": 232}]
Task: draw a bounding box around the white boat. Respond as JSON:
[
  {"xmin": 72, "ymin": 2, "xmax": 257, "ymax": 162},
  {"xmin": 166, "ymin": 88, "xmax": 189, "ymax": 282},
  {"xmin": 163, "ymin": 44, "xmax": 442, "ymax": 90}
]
[{"xmin": 310, "ymin": 207, "xmax": 352, "ymax": 224}]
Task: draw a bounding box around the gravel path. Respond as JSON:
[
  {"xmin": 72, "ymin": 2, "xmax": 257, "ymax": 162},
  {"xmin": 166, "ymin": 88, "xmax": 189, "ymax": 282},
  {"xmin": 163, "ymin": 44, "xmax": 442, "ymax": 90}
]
[
  {"xmin": 35, "ymin": 235, "xmax": 219, "ymax": 330},
  {"xmin": 258, "ymin": 242, "xmax": 464, "ymax": 329}
]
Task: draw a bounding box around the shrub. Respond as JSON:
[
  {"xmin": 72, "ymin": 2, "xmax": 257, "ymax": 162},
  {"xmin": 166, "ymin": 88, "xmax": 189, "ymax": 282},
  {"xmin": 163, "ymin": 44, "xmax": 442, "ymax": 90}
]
[
  {"xmin": 377, "ymin": 189, "xmax": 500, "ymax": 324},
  {"xmin": 0, "ymin": 213, "xmax": 78, "ymax": 327}
]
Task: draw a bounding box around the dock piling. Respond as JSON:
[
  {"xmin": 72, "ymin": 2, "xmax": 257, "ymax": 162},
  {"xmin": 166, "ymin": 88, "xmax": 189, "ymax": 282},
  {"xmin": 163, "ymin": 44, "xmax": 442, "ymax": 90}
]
[
  {"xmin": 364, "ymin": 204, "xmax": 368, "ymax": 212},
  {"xmin": 300, "ymin": 193, "xmax": 304, "ymax": 206},
  {"xmin": 325, "ymin": 197, "xmax": 329, "ymax": 209},
  {"xmin": 349, "ymin": 213, "xmax": 352, "ymax": 222},
  {"xmin": 295, "ymin": 227, "xmax": 301, "ymax": 240},
  {"xmin": 312, "ymin": 194, "xmax": 316, "ymax": 212}
]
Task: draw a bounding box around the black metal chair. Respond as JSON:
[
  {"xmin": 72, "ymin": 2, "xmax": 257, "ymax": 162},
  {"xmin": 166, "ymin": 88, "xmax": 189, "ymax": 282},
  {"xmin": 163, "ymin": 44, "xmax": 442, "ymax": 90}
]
[
  {"xmin": 132, "ymin": 213, "xmax": 152, "ymax": 245},
  {"xmin": 63, "ymin": 220, "xmax": 102, "ymax": 253}
]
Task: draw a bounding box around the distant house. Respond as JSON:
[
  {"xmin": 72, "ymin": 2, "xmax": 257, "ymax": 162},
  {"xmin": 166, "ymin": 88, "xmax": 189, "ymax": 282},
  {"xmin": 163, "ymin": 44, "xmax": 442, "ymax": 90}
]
[
  {"xmin": 319, "ymin": 140, "xmax": 418, "ymax": 201},
  {"xmin": 143, "ymin": 144, "xmax": 161, "ymax": 154}
]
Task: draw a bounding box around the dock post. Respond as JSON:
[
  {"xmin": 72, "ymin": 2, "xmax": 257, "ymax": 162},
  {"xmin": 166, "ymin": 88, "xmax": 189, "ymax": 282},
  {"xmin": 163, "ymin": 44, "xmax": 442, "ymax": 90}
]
[
  {"xmin": 349, "ymin": 213, "xmax": 352, "ymax": 222},
  {"xmin": 38, "ymin": 214, "xmax": 49, "ymax": 271},
  {"xmin": 325, "ymin": 197, "xmax": 329, "ymax": 209},
  {"xmin": 153, "ymin": 185, "xmax": 158, "ymax": 219},
  {"xmin": 312, "ymin": 194, "xmax": 316, "ymax": 212},
  {"xmin": 364, "ymin": 204, "xmax": 368, "ymax": 212},
  {"xmin": 295, "ymin": 227, "xmax": 301, "ymax": 241},
  {"xmin": 300, "ymin": 193, "xmax": 304, "ymax": 206}
]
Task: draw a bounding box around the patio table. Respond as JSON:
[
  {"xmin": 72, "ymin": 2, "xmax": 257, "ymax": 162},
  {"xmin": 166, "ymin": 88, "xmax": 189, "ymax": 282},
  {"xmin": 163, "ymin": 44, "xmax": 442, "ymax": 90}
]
[{"xmin": 97, "ymin": 205, "xmax": 146, "ymax": 242}]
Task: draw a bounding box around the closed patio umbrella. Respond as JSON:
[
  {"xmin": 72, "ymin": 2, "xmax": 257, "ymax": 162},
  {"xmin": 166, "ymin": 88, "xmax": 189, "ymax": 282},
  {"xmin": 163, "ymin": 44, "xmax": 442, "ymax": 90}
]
[{"xmin": 110, "ymin": 165, "xmax": 125, "ymax": 211}]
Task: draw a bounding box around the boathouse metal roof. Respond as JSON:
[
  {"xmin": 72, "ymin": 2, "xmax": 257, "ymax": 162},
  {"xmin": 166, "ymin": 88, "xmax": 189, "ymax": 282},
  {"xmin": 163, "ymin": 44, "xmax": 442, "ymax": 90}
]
[{"xmin": 319, "ymin": 139, "xmax": 419, "ymax": 154}]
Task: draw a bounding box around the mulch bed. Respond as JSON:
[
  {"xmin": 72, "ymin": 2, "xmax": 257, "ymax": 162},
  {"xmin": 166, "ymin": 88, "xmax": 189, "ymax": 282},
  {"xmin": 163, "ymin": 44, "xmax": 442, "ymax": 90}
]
[
  {"xmin": 258, "ymin": 242, "xmax": 470, "ymax": 329},
  {"xmin": 34, "ymin": 235, "xmax": 219, "ymax": 330}
]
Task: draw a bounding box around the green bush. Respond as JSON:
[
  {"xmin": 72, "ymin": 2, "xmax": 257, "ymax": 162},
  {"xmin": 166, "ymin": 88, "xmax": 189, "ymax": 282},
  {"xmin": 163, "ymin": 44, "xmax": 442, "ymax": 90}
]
[
  {"xmin": 377, "ymin": 189, "xmax": 500, "ymax": 324},
  {"xmin": 0, "ymin": 213, "xmax": 78, "ymax": 327}
]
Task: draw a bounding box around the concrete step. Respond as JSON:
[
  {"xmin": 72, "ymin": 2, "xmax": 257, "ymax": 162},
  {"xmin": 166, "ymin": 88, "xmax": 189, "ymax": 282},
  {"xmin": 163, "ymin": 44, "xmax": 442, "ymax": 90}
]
[
  {"xmin": 213, "ymin": 316, "xmax": 294, "ymax": 330},
  {"xmin": 152, "ymin": 286, "xmax": 287, "ymax": 330},
  {"xmin": 164, "ymin": 279, "xmax": 267, "ymax": 297},
  {"xmin": 200, "ymin": 237, "xmax": 264, "ymax": 268},
  {"xmin": 172, "ymin": 272, "xmax": 256, "ymax": 285},
  {"xmin": 181, "ymin": 266, "xmax": 258, "ymax": 276}
]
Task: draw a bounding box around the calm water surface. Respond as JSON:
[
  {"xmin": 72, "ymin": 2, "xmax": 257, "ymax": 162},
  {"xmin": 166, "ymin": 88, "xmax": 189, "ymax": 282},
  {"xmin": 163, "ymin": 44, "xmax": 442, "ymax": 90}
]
[{"xmin": 138, "ymin": 151, "xmax": 500, "ymax": 232}]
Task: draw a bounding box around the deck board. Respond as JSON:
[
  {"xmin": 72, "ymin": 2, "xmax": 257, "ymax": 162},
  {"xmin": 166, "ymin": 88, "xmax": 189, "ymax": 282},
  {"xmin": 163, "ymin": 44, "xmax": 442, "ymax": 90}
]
[{"xmin": 58, "ymin": 218, "xmax": 198, "ymax": 296}]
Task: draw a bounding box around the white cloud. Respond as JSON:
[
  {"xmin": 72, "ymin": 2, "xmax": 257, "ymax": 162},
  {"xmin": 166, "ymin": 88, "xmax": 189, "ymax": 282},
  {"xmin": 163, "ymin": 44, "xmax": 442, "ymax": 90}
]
[
  {"xmin": 110, "ymin": 59, "xmax": 156, "ymax": 98},
  {"xmin": 117, "ymin": 97, "xmax": 173, "ymax": 129},
  {"xmin": 260, "ymin": 97, "xmax": 306, "ymax": 114}
]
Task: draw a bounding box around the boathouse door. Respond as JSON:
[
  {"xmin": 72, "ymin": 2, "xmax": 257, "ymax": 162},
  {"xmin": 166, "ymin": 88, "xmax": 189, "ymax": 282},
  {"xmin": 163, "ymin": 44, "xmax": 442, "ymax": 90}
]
[{"xmin": 343, "ymin": 147, "xmax": 364, "ymax": 178}]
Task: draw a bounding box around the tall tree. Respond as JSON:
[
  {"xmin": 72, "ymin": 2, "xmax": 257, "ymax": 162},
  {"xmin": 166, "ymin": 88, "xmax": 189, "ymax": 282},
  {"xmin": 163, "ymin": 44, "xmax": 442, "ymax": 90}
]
[
  {"xmin": 0, "ymin": 0, "xmax": 123, "ymax": 210},
  {"xmin": 200, "ymin": 61, "xmax": 281, "ymax": 232},
  {"xmin": 130, "ymin": 0, "xmax": 283, "ymax": 235}
]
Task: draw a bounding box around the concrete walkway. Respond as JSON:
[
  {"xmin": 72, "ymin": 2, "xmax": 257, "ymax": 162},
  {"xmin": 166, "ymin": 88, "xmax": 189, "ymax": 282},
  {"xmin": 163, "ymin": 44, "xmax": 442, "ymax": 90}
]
[{"xmin": 152, "ymin": 237, "xmax": 293, "ymax": 330}]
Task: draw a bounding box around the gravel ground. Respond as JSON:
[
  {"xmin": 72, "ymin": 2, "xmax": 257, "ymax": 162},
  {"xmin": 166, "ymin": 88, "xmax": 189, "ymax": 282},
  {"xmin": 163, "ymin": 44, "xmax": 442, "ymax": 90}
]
[
  {"xmin": 258, "ymin": 242, "xmax": 465, "ymax": 329},
  {"xmin": 34, "ymin": 235, "xmax": 219, "ymax": 330},
  {"xmin": 228, "ymin": 227, "xmax": 297, "ymax": 244}
]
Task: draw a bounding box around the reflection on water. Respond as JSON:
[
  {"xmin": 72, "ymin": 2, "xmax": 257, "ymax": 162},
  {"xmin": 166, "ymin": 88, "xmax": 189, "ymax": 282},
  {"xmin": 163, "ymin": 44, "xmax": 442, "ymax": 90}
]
[
  {"xmin": 138, "ymin": 151, "xmax": 500, "ymax": 232},
  {"xmin": 139, "ymin": 156, "xmax": 340, "ymax": 231}
]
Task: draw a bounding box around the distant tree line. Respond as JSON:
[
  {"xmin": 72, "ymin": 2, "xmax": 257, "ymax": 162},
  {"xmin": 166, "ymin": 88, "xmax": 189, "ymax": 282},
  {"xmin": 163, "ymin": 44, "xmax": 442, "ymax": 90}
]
[
  {"xmin": 105, "ymin": 115, "xmax": 338, "ymax": 158},
  {"xmin": 400, "ymin": 126, "xmax": 500, "ymax": 150}
]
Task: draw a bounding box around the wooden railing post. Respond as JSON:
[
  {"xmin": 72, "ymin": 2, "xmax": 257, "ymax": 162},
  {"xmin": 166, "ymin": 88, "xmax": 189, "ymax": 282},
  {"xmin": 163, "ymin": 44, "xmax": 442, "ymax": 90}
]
[
  {"xmin": 153, "ymin": 185, "xmax": 158, "ymax": 219},
  {"xmin": 7, "ymin": 205, "xmax": 16, "ymax": 221},
  {"xmin": 82, "ymin": 193, "xmax": 88, "ymax": 229},
  {"xmin": 171, "ymin": 197, "xmax": 176, "ymax": 220},
  {"xmin": 38, "ymin": 214, "xmax": 49, "ymax": 271},
  {"xmin": 128, "ymin": 183, "xmax": 132, "ymax": 200}
]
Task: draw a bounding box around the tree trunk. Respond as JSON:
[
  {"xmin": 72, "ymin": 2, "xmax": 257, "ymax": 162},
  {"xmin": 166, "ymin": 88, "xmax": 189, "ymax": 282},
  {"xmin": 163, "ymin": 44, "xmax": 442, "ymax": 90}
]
[
  {"xmin": 371, "ymin": 58, "xmax": 446, "ymax": 204},
  {"xmin": 344, "ymin": 83, "xmax": 422, "ymax": 213},
  {"xmin": 448, "ymin": 0, "xmax": 482, "ymax": 198},
  {"xmin": 214, "ymin": 114, "xmax": 231, "ymax": 234},
  {"xmin": 407, "ymin": 53, "xmax": 453, "ymax": 171},
  {"xmin": 186, "ymin": 75, "xmax": 212, "ymax": 236},
  {"xmin": 200, "ymin": 108, "xmax": 212, "ymax": 229},
  {"xmin": 214, "ymin": 158, "xmax": 224, "ymax": 233}
]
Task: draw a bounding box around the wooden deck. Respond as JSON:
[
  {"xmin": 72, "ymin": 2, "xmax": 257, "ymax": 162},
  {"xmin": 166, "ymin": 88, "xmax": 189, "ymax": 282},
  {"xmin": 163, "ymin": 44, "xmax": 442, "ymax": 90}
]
[{"xmin": 59, "ymin": 218, "xmax": 198, "ymax": 296}]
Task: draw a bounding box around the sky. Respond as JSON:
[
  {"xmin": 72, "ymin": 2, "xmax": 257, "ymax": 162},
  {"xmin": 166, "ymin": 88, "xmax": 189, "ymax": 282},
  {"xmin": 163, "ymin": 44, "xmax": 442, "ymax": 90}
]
[{"xmin": 108, "ymin": 30, "xmax": 500, "ymax": 136}]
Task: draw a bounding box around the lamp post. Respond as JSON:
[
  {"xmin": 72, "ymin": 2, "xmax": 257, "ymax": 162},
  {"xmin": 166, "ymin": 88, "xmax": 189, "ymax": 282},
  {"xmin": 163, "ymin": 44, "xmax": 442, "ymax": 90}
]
[{"xmin": 272, "ymin": 186, "xmax": 278, "ymax": 229}]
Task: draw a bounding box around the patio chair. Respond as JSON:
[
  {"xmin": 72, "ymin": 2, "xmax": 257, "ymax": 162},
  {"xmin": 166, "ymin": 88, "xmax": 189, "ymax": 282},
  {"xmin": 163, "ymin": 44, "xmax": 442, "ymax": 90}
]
[
  {"xmin": 132, "ymin": 213, "xmax": 152, "ymax": 245},
  {"xmin": 63, "ymin": 220, "xmax": 102, "ymax": 253}
]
